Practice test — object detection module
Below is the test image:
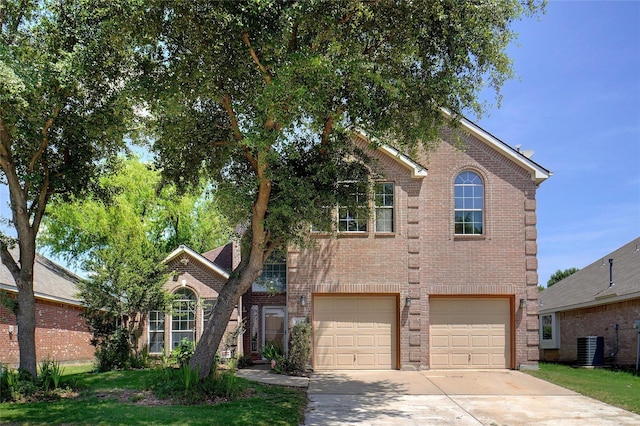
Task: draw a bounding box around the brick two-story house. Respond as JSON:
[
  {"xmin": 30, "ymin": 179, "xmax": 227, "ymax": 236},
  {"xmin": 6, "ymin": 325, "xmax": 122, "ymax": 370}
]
[{"xmin": 147, "ymin": 118, "xmax": 551, "ymax": 370}]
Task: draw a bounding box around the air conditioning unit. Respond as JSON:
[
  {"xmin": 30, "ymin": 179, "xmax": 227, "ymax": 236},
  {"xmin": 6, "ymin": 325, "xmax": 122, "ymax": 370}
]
[{"xmin": 577, "ymin": 336, "xmax": 604, "ymax": 366}]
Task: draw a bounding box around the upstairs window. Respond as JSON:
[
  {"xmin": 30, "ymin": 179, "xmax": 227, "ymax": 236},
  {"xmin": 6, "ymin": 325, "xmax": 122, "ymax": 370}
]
[
  {"xmin": 374, "ymin": 182, "xmax": 394, "ymax": 232},
  {"xmin": 252, "ymin": 252, "xmax": 287, "ymax": 293},
  {"xmin": 454, "ymin": 171, "xmax": 484, "ymax": 235},
  {"xmin": 338, "ymin": 182, "xmax": 368, "ymax": 232}
]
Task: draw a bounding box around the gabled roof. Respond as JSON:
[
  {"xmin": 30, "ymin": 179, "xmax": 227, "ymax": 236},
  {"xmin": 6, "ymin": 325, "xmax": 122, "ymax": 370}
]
[
  {"xmin": 0, "ymin": 250, "xmax": 83, "ymax": 306},
  {"xmin": 355, "ymin": 114, "xmax": 552, "ymax": 185},
  {"xmin": 539, "ymin": 237, "xmax": 640, "ymax": 313},
  {"xmin": 449, "ymin": 112, "xmax": 552, "ymax": 186},
  {"xmin": 163, "ymin": 244, "xmax": 230, "ymax": 279}
]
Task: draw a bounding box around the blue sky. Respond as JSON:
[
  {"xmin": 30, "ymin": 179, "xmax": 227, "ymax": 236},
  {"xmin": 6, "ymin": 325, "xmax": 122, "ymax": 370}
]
[
  {"xmin": 2, "ymin": 1, "xmax": 639, "ymax": 285},
  {"xmin": 471, "ymin": 0, "xmax": 640, "ymax": 285}
]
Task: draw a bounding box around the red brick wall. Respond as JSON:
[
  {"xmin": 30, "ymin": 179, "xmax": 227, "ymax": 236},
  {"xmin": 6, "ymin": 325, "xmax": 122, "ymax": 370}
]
[
  {"xmin": 287, "ymin": 130, "xmax": 542, "ymax": 370},
  {"xmin": 138, "ymin": 256, "xmax": 242, "ymax": 356},
  {"xmin": 0, "ymin": 292, "xmax": 94, "ymax": 366},
  {"xmin": 541, "ymin": 299, "xmax": 640, "ymax": 367},
  {"xmin": 241, "ymin": 290, "xmax": 287, "ymax": 360}
]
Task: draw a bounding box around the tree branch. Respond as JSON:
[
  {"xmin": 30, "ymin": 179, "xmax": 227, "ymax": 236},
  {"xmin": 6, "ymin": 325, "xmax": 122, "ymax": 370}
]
[
  {"xmin": 0, "ymin": 242, "xmax": 21, "ymax": 285},
  {"xmin": 29, "ymin": 105, "xmax": 60, "ymax": 172},
  {"xmin": 220, "ymin": 94, "xmax": 243, "ymax": 142},
  {"xmin": 241, "ymin": 32, "xmax": 272, "ymax": 84}
]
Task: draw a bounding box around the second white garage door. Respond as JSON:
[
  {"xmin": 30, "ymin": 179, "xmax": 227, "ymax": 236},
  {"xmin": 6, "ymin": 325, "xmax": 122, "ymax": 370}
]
[
  {"xmin": 430, "ymin": 297, "xmax": 511, "ymax": 369},
  {"xmin": 313, "ymin": 295, "xmax": 397, "ymax": 370}
]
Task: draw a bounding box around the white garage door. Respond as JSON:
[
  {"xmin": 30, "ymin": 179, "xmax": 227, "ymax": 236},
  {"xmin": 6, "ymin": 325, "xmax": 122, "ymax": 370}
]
[
  {"xmin": 313, "ymin": 295, "xmax": 397, "ymax": 370},
  {"xmin": 430, "ymin": 297, "xmax": 510, "ymax": 369}
]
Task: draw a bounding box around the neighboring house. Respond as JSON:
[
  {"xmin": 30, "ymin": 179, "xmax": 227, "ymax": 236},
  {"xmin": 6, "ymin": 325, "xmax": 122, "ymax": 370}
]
[
  {"xmin": 147, "ymin": 117, "xmax": 551, "ymax": 370},
  {"xmin": 539, "ymin": 237, "xmax": 640, "ymax": 368},
  {"xmin": 141, "ymin": 244, "xmax": 243, "ymax": 357},
  {"xmin": 0, "ymin": 251, "xmax": 94, "ymax": 366}
]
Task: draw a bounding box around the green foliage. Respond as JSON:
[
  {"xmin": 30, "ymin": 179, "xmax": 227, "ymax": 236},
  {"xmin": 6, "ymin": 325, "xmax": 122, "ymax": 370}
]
[
  {"xmin": 287, "ymin": 321, "xmax": 312, "ymax": 376},
  {"xmin": 151, "ymin": 366, "xmax": 248, "ymax": 404},
  {"xmin": 1, "ymin": 367, "xmax": 306, "ymax": 424},
  {"xmin": 171, "ymin": 338, "xmax": 195, "ymax": 366},
  {"xmin": 547, "ymin": 267, "xmax": 580, "ymax": 287},
  {"xmin": 237, "ymin": 354, "xmax": 254, "ymax": 369},
  {"xmin": 94, "ymin": 328, "xmax": 134, "ymax": 372},
  {"xmin": 1, "ymin": 359, "xmax": 72, "ymax": 402},
  {"xmin": 37, "ymin": 358, "xmax": 65, "ymax": 392}
]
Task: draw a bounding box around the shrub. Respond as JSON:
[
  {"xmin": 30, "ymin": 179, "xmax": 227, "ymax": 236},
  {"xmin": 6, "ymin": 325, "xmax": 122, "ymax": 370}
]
[
  {"xmin": 172, "ymin": 338, "xmax": 195, "ymax": 366},
  {"xmin": 237, "ymin": 354, "xmax": 254, "ymax": 369},
  {"xmin": 38, "ymin": 358, "xmax": 65, "ymax": 392},
  {"xmin": 95, "ymin": 328, "xmax": 133, "ymax": 372},
  {"xmin": 287, "ymin": 321, "xmax": 311, "ymax": 375}
]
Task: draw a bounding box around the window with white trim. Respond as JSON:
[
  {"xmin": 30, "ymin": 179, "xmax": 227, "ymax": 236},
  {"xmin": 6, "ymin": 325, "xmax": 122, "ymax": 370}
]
[
  {"xmin": 252, "ymin": 252, "xmax": 287, "ymax": 293},
  {"xmin": 374, "ymin": 182, "xmax": 394, "ymax": 232},
  {"xmin": 148, "ymin": 310, "xmax": 165, "ymax": 354},
  {"xmin": 171, "ymin": 288, "xmax": 196, "ymax": 350},
  {"xmin": 540, "ymin": 313, "xmax": 560, "ymax": 349},
  {"xmin": 454, "ymin": 171, "xmax": 484, "ymax": 235},
  {"xmin": 338, "ymin": 182, "xmax": 368, "ymax": 232}
]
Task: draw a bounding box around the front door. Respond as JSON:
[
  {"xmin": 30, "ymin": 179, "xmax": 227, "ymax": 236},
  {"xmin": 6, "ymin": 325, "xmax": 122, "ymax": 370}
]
[{"xmin": 263, "ymin": 306, "xmax": 287, "ymax": 355}]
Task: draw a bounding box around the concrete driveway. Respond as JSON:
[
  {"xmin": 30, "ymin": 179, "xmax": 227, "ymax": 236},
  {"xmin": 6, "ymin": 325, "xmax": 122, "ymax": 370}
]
[{"xmin": 304, "ymin": 370, "xmax": 640, "ymax": 425}]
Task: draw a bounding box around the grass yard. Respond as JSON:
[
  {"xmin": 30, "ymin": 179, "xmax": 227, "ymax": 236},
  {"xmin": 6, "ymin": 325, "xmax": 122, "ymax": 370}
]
[
  {"xmin": 0, "ymin": 367, "xmax": 307, "ymax": 425},
  {"xmin": 526, "ymin": 363, "xmax": 640, "ymax": 414}
]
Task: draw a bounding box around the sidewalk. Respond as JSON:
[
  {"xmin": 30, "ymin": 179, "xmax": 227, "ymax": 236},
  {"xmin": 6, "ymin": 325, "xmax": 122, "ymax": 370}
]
[{"xmin": 234, "ymin": 364, "xmax": 310, "ymax": 388}]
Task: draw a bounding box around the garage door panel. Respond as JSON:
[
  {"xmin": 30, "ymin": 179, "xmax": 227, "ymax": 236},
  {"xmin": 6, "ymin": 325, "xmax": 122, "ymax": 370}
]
[
  {"xmin": 336, "ymin": 335, "xmax": 354, "ymax": 347},
  {"xmin": 430, "ymin": 298, "xmax": 510, "ymax": 369},
  {"xmin": 314, "ymin": 295, "xmax": 397, "ymax": 370}
]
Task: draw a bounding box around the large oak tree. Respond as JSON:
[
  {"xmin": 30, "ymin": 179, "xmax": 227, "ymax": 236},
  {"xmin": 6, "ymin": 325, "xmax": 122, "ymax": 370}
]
[
  {"xmin": 141, "ymin": 0, "xmax": 543, "ymax": 378},
  {"xmin": 0, "ymin": 0, "xmax": 141, "ymax": 377}
]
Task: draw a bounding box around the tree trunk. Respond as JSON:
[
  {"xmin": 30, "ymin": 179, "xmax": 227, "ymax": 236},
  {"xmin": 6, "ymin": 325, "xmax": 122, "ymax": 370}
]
[
  {"xmin": 16, "ymin": 274, "xmax": 37, "ymax": 378},
  {"xmin": 190, "ymin": 260, "xmax": 260, "ymax": 379}
]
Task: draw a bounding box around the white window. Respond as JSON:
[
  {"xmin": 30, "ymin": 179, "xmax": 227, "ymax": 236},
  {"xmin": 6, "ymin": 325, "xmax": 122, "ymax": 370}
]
[
  {"xmin": 252, "ymin": 252, "xmax": 287, "ymax": 293},
  {"xmin": 148, "ymin": 310, "xmax": 165, "ymax": 354},
  {"xmin": 374, "ymin": 182, "xmax": 394, "ymax": 232},
  {"xmin": 454, "ymin": 171, "xmax": 484, "ymax": 235},
  {"xmin": 338, "ymin": 182, "xmax": 368, "ymax": 232},
  {"xmin": 171, "ymin": 288, "xmax": 197, "ymax": 350},
  {"xmin": 540, "ymin": 313, "xmax": 560, "ymax": 349}
]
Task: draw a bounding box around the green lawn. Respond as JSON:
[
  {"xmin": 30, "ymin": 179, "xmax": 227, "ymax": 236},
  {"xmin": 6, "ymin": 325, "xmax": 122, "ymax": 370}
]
[
  {"xmin": 0, "ymin": 367, "xmax": 307, "ymax": 425},
  {"xmin": 526, "ymin": 363, "xmax": 640, "ymax": 414}
]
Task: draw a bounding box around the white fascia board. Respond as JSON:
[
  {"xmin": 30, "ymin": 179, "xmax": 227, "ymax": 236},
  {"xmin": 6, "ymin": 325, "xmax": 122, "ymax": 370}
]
[
  {"xmin": 353, "ymin": 130, "xmax": 428, "ymax": 179},
  {"xmin": 163, "ymin": 245, "xmax": 230, "ymax": 279},
  {"xmin": 440, "ymin": 109, "xmax": 552, "ymax": 185},
  {"xmin": 377, "ymin": 145, "xmax": 428, "ymax": 178},
  {"xmin": 539, "ymin": 291, "xmax": 640, "ymax": 315}
]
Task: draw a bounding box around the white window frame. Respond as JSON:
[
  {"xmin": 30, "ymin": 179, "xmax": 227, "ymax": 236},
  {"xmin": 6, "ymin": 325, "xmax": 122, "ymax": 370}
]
[
  {"xmin": 148, "ymin": 310, "xmax": 165, "ymax": 354},
  {"xmin": 252, "ymin": 253, "xmax": 287, "ymax": 293},
  {"xmin": 540, "ymin": 312, "xmax": 560, "ymax": 349},
  {"xmin": 454, "ymin": 170, "xmax": 484, "ymax": 235},
  {"xmin": 337, "ymin": 181, "xmax": 368, "ymax": 233},
  {"xmin": 374, "ymin": 182, "xmax": 394, "ymax": 233},
  {"xmin": 171, "ymin": 288, "xmax": 197, "ymax": 350}
]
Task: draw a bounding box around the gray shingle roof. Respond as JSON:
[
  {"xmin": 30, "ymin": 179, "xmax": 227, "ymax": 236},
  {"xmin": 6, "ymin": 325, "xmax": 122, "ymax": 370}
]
[
  {"xmin": 0, "ymin": 250, "xmax": 82, "ymax": 305},
  {"xmin": 539, "ymin": 236, "xmax": 640, "ymax": 313}
]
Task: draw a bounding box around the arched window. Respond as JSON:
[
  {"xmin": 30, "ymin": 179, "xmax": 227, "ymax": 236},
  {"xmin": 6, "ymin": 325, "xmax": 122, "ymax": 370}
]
[
  {"xmin": 171, "ymin": 288, "xmax": 197, "ymax": 350},
  {"xmin": 454, "ymin": 171, "xmax": 484, "ymax": 235}
]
